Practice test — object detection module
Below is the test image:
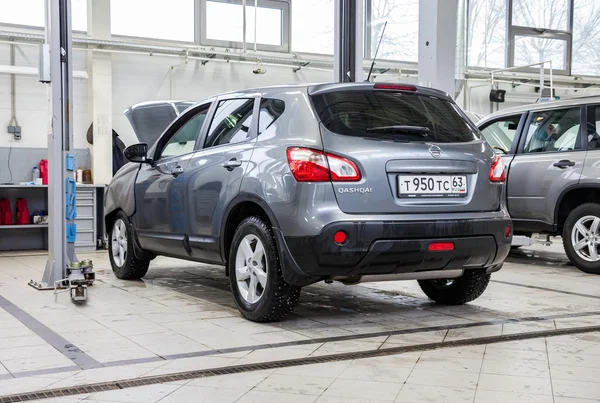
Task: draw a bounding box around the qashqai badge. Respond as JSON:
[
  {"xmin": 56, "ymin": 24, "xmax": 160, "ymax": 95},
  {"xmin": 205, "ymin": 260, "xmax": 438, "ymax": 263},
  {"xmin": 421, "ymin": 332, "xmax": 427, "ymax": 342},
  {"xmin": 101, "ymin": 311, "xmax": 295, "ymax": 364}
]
[{"xmin": 429, "ymin": 145, "xmax": 442, "ymax": 158}]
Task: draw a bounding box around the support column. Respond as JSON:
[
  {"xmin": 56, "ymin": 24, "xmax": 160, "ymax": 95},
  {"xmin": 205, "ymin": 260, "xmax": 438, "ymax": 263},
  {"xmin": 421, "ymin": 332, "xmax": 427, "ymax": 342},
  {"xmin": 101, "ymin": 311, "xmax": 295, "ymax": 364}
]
[
  {"xmin": 333, "ymin": 0, "xmax": 364, "ymax": 82},
  {"xmin": 87, "ymin": 0, "xmax": 112, "ymax": 185},
  {"xmin": 41, "ymin": 0, "xmax": 75, "ymax": 286},
  {"xmin": 418, "ymin": 0, "xmax": 458, "ymax": 97}
]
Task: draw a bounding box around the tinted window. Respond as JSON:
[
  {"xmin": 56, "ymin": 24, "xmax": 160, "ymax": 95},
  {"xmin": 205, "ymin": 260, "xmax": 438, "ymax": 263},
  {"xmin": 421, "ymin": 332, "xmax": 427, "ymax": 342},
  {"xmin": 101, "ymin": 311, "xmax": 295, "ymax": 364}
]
[
  {"xmin": 523, "ymin": 108, "xmax": 581, "ymax": 154},
  {"xmin": 587, "ymin": 105, "xmax": 600, "ymax": 150},
  {"xmin": 159, "ymin": 107, "xmax": 209, "ymax": 159},
  {"xmin": 480, "ymin": 115, "xmax": 522, "ymax": 154},
  {"xmin": 258, "ymin": 98, "xmax": 285, "ymax": 135},
  {"xmin": 311, "ymin": 90, "xmax": 480, "ymax": 143},
  {"xmin": 205, "ymin": 98, "xmax": 256, "ymax": 148}
]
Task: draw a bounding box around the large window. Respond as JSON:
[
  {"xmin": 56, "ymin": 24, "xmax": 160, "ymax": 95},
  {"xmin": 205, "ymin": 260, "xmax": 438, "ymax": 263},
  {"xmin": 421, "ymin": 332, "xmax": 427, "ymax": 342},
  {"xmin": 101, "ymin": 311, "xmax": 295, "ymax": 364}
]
[
  {"xmin": 111, "ymin": 0, "xmax": 195, "ymax": 42},
  {"xmin": 291, "ymin": 0, "xmax": 334, "ymax": 54},
  {"xmin": 572, "ymin": 1, "xmax": 600, "ymax": 76},
  {"xmin": 467, "ymin": 0, "xmax": 600, "ymax": 76},
  {"xmin": 366, "ymin": 0, "xmax": 419, "ymax": 62},
  {"xmin": 514, "ymin": 36, "xmax": 567, "ymax": 70},
  {"xmin": 0, "ymin": 0, "xmax": 87, "ymax": 31},
  {"xmin": 467, "ymin": 0, "xmax": 507, "ymax": 68},
  {"xmin": 201, "ymin": 0, "xmax": 289, "ymax": 52}
]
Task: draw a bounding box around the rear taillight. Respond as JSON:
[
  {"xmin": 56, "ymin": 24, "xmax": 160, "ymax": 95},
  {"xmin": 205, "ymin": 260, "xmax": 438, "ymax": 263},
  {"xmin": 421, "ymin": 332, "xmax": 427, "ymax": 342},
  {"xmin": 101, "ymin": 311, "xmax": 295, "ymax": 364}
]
[
  {"xmin": 374, "ymin": 83, "xmax": 417, "ymax": 92},
  {"xmin": 489, "ymin": 156, "xmax": 507, "ymax": 183},
  {"xmin": 287, "ymin": 147, "xmax": 361, "ymax": 182}
]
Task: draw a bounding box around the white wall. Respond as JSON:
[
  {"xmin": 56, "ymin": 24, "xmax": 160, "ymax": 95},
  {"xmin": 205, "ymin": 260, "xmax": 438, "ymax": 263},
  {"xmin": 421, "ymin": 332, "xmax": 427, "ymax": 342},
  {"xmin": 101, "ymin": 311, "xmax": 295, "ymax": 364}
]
[
  {"xmin": 112, "ymin": 53, "xmax": 334, "ymax": 147},
  {"xmin": 0, "ymin": 43, "xmax": 89, "ymax": 149}
]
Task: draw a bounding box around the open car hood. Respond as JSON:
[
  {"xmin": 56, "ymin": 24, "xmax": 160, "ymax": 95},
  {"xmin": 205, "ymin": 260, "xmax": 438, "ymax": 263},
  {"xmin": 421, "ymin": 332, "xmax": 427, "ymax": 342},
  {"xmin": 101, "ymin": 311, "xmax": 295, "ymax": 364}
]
[{"xmin": 124, "ymin": 100, "xmax": 196, "ymax": 147}]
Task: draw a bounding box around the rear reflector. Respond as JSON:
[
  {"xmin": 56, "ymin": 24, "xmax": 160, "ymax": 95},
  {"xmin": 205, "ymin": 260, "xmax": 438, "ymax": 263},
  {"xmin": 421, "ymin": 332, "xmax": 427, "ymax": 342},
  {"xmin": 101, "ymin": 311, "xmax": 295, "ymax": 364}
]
[
  {"xmin": 374, "ymin": 83, "xmax": 417, "ymax": 92},
  {"xmin": 287, "ymin": 147, "xmax": 361, "ymax": 182},
  {"xmin": 333, "ymin": 231, "xmax": 347, "ymax": 244},
  {"xmin": 428, "ymin": 242, "xmax": 455, "ymax": 252},
  {"xmin": 505, "ymin": 226, "xmax": 512, "ymax": 238},
  {"xmin": 489, "ymin": 156, "xmax": 507, "ymax": 183}
]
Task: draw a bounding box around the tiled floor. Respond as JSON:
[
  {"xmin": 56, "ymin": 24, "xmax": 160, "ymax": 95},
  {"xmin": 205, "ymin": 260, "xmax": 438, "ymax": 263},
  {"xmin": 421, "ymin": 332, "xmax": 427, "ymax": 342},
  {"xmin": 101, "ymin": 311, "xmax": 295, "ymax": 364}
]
[{"xmin": 0, "ymin": 242, "xmax": 598, "ymax": 402}]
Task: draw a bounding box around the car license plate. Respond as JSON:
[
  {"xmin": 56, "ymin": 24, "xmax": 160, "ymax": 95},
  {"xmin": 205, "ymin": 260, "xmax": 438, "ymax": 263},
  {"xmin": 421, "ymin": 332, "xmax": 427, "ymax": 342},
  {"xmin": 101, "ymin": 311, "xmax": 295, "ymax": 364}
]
[{"xmin": 398, "ymin": 175, "xmax": 467, "ymax": 198}]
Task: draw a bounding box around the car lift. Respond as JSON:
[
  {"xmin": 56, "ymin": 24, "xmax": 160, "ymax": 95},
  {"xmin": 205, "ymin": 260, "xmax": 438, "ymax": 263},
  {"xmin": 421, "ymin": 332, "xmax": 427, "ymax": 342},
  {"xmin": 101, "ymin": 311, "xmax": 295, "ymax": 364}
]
[{"xmin": 28, "ymin": 0, "xmax": 94, "ymax": 303}]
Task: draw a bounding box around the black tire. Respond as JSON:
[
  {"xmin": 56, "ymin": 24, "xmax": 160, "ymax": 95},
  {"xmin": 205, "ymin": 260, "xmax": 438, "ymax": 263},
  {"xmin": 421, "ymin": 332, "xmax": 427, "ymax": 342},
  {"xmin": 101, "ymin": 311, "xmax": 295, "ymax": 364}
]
[
  {"xmin": 562, "ymin": 203, "xmax": 600, "ymax": 274},
  {"xmin": 228, "ymin": 216, "xmax": 301, "ymax": 322},
  {"xmin": 108, "ymin": 211, "xmax": 150, "ymax": 280},
  {"xmin": 418, "ymin": 269, "xmax": 491, "ymax": 305}
]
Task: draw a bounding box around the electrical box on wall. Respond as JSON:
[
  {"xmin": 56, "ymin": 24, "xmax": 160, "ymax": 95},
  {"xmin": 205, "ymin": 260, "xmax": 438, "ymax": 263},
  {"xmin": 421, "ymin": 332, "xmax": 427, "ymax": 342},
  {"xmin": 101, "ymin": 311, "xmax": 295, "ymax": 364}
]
[{"xmin": 7, "ymin": 125, "xmax": 21, "ymax": 140}]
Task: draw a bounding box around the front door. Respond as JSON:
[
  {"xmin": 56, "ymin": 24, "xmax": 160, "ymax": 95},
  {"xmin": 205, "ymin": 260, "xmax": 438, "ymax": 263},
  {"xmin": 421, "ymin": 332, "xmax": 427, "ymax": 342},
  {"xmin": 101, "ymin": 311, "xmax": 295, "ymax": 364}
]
[
  {"xmin": 506, "ymin": 106, "xmax": 586, "ymax": 230},
  {"xmin": 133, "ymin": 103, "xmax": 211, "ymax": 256},
  {"xmin": 183, "ymin": 96, "xmax": 259, "ymax": 263}
]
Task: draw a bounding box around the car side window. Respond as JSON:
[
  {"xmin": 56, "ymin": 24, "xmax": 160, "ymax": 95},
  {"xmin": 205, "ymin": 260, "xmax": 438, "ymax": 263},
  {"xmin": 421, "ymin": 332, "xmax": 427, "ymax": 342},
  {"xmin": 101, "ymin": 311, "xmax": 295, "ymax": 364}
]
[
  {"xmin": 523, "ymin": 108, "xmax": 581, "ymax": 154},
  {"xmin": 480, "ymin": 115, "xmax": 522, "ymax": 154},
  {"xmin": 258, "ymin": 98, "xmax": 285, "ymax": 136},
  {"xmin": 158, "ymin": 106, "xmax": 210, "ymax": 159},
  {"xmin": 587, "ymin": 105, "xmax": 600, "ymax": 150},
  {"xmin": 204, "ymin": 98, "xmax": 256, "ymax": 149}
]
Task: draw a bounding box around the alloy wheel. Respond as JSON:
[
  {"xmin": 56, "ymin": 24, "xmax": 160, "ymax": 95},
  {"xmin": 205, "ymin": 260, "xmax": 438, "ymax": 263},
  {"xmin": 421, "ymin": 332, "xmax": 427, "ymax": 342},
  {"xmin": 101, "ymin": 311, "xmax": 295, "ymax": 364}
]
[
  {"xmin": 111, "ymin": 219, "xmax": 128, "ymax": 267},
  {"xmin": 235, "ymin": 234, "xmax": 268, "ymax": 304},
  {"xmin": 571, "ymin": 215, "xmax": 600, "ymax": 262}
]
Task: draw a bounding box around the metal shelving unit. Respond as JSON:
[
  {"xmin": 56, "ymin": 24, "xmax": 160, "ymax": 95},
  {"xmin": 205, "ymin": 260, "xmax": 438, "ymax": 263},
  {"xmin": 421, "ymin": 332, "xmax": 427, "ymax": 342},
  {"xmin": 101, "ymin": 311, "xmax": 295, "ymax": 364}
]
[
  {"xmin": 0, "ymin": 184, "xmax": 105, "ymax": 252},
  {"xmin": 0, "ymin": 224, "xmax": 49, "ymax": 229}
]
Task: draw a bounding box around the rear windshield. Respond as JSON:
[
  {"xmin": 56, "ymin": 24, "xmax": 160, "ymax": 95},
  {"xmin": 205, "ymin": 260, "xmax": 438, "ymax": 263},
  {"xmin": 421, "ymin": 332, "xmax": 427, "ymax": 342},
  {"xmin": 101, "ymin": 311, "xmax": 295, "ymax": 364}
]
[{"xmin": 311, "ymin": 90, "xmax": 480, "ymax": 143}]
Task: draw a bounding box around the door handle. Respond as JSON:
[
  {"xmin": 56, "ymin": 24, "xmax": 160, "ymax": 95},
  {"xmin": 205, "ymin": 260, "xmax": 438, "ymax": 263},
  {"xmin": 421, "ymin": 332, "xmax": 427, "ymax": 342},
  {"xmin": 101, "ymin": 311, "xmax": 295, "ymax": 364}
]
[
  {"xmin": 222, "ymin": 158, "xmax": 242, "ymax": 171},
  {"xmin": 171, "ymin": 166, "xmax": 184, "ymax": 177},
  {"xmin": 553, "ymin": 160, "xmax": 576, "ymax": 169}
]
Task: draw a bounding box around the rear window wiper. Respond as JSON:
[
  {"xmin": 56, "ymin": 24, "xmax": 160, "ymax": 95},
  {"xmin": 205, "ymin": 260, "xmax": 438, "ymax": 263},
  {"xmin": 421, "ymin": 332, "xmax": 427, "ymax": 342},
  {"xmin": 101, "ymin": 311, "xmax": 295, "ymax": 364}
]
[{"xmin": 366, "ymin": 125, "xmax": 430, "ymax": 137}]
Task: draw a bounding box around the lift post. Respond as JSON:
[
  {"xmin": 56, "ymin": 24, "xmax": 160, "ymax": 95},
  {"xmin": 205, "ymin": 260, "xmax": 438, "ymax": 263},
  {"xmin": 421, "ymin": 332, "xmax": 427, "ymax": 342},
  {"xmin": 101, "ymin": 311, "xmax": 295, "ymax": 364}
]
[{"xmin": 28, "ymin": 0, "xmax": 94, "ymax": 302}]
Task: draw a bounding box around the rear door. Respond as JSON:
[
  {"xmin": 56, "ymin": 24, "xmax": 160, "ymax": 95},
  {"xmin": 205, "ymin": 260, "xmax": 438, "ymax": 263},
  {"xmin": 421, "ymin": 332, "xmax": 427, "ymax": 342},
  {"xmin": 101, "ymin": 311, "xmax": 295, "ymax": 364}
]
[
  {"xmin": 505, "ymin": 106, "xmax": 585, "ymax": 229},
  {"xmin": 133, "ymin": 102, "xmax": 212, "ymax": 256},
  {"xmin": 309, "ymin": 85, "xmax": 501, "ymax": 215},
  {"xmin": 183, "ymin": 96, "xmax": 260, "ymax": 262}
]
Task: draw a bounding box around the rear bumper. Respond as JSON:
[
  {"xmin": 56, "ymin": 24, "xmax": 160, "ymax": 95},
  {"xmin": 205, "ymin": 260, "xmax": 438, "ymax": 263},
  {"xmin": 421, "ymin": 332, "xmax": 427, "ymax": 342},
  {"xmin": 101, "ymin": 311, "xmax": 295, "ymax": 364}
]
[{"xmin": 273, "ymin": 217, "xmax": 512, "ymax": 286}]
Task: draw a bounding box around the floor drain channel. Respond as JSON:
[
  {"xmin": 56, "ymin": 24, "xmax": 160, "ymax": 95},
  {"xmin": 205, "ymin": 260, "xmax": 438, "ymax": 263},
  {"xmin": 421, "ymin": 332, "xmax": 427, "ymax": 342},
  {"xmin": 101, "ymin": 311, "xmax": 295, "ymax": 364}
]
[{"xmin": 2, "ymin": 324, "xmax": 600, "ymax": 403}]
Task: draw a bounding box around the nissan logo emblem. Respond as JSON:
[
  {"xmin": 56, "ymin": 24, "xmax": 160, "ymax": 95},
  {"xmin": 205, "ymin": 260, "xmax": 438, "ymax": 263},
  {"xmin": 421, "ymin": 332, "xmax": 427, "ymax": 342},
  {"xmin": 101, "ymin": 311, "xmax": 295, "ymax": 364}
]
[{"xmin": 429, "ymin": 145, "xmax": 442, "ymax": 158}]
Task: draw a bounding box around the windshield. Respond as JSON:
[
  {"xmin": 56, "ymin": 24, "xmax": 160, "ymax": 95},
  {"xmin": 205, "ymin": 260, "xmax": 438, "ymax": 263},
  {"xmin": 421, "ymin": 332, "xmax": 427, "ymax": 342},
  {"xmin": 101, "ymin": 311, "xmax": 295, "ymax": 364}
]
[{"xmin": 311, "ymin": 90, "xmax": 481, "ymax": 143}]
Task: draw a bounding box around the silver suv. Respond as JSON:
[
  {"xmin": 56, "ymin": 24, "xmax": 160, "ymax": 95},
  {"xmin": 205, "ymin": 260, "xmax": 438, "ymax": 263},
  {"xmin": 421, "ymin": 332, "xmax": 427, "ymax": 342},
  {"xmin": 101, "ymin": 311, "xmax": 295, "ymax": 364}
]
[
  {"xmin": 478, "ymin": 96, "xmax": 600, "ymax": 275},
  {"xmin": 104, "ymin": 83, "xmax": 512, "ymax": 322}
]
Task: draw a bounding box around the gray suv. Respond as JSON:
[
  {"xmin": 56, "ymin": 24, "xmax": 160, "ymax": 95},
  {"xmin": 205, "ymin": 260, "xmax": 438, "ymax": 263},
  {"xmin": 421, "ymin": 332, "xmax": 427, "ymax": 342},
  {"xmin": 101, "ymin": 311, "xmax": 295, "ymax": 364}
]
[
  {"xmin": 104, "ymin": 83, "xmax": 512, "ymax": 322},
  {"xmin": 478, "ymin": 96, "xmax": 600, "ymax": 274}
]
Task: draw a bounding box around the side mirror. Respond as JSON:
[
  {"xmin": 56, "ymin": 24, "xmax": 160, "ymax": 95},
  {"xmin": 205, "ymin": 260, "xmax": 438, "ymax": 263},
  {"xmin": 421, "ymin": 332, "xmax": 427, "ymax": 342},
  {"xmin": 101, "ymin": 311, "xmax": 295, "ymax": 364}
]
[{"xmin": 124, "ymin": 143, "xmax": 150, "ymax": 164}]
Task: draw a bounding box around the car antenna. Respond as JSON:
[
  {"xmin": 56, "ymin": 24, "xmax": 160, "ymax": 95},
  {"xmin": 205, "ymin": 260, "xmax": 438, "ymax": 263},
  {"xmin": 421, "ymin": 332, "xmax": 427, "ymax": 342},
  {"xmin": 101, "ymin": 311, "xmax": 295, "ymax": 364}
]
[{"xmin": 366, "ymin": 21, "xmax": 387, "ymax": 82}]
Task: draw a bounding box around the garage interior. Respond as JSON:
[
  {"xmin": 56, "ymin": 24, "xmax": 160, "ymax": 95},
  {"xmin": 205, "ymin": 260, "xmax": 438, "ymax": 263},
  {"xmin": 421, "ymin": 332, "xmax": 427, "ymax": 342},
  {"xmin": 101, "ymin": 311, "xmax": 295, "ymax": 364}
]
[{"xmin": 1, "ymin": 0, "xmax": 600, "ymax": 402}]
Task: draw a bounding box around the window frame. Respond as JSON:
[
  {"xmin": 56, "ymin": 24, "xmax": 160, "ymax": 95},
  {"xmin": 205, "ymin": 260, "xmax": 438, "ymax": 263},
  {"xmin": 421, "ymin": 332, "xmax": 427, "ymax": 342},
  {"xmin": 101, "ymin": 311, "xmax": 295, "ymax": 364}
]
[
  {"xmin": 199, "ymin": 0, "xmax": 290, "ymax": 52},
  {"xmin": 506, "ymin": 0, "xmax": 573, "ymax": 75},
  {"xmin": 516, "ymin": 106, "xmax": 586, "ymax": 155},
  {"xmin": 200, "ymin": 94, "xmax": 261, "ymax": 151},
  {"xmin": 479, "ymin": 113, "xmax": 527, "ymax": 155}
]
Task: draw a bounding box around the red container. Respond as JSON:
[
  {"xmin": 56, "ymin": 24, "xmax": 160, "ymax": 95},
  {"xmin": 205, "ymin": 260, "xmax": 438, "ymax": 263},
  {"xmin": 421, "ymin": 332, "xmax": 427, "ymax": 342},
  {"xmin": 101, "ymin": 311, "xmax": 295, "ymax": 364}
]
[
  {"xmin": 39, "ymin": 159, "xmax": 48, "ymax": 185},
  {"xmin": 15, "ymin": 198, "xmax": 29, "ymax": 225}
]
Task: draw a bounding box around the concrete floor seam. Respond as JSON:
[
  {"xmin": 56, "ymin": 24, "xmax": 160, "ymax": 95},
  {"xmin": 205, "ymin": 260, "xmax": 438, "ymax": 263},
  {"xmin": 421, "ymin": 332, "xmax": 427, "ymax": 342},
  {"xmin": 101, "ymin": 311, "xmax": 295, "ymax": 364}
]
[
  {"xmin": 0, "ymin": 295, "xmax": 103, "ymax": 370},
  {"xmin": 491, "ymin": 279, "xmax": 600, "ymax": 299},
  {"xmin": 1, "ymin": 324, "xmax": 598, "ymax": 403}
]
